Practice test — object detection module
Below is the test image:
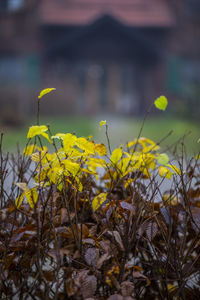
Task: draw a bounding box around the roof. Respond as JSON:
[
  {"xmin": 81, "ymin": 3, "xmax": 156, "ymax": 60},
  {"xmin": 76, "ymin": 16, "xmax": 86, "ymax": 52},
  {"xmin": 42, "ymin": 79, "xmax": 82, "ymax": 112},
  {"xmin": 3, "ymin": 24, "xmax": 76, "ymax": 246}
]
[
  {"xmin": 45, "ymin": 15, "xmax": 163, "ymax": 59},
  {"xmin": 40, "ymin": 0, "xmax": 174, "ymax": 27}
]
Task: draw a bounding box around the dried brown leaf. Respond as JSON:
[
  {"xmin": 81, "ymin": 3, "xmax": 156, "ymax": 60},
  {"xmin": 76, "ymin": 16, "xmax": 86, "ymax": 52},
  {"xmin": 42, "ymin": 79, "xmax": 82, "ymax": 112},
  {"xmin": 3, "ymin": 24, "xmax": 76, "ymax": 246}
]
[
  {"xmin": 107, "ymin": 230, "xmax": 125, "ymax": 251},
  {"xmin": 97, "ymin": 253, "xmax": 111, "ymax": 269},
  {"xmin": 107, "ymin": 295, "xmax": 123, "ymax": 300},
  {"xmin": 137, "ymin": 219, "xmax": 149, "ymax": 237},
  {"xmin": 84, "ymin": 248, "xmax": 99, "ymax": 267},
  {"xmin": 120, "ymin": 201, "xmax": 135, "ymax": 212},
  {"xmin": 73, "ymin": 250, "xmax": 80, "ymax": 259},
  {"xmin": 76, "ymin": 270, "xmax": 97, "ymax": 298},
  {"xmin": 60, "ymin": 208, "xmax": 68, "ymax": 224},
  {"xmin": 99, "ymin": 239, "xmax": 112, "ymax": 254},
  {"xmin": 4, "ymin": 254, "xmax": 16, "ymax": 269},
  {"xmin": 82, "ymin": 238, "xmax": 96, "ymax": 246},
  {"xmin": 121, "ymin": 281, "xmax": 134, "ymax": 297},
  {"xmin": 43, "ymin": 270, "xmax": 54, "ymax": 282},
  {"xmin": 146, "ymin": 221, "xmax": 158, "ymax": 241},
  {"xmin": 66, "ymin": 278, "xmax": 78, "ymax": 297},
  {"xmin": 106, "ymin": 206, "xmax": 113, "ymax": 221},
  {"xmin": 7, "ymin": 206, "xmax": 16, "ymax": 214},
  {"xmin": 132, "ymin": 271, "xmax": 150, "ymax": 286}
]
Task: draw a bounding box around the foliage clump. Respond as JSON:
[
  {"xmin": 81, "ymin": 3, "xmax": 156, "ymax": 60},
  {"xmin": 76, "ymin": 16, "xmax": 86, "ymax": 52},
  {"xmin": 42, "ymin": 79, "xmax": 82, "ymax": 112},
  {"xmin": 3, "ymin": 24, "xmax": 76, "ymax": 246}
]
[{"xmin": 0, "ymin": 90, "xmax": 199, "ymax": 299}]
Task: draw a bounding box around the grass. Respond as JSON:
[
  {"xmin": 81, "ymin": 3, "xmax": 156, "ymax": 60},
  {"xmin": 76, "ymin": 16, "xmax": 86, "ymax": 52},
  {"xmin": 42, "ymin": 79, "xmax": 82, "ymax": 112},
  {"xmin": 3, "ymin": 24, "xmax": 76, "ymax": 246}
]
[
  {"xmin": 1, "ymin": 115, "xmax": 199, "ymax": 155},
  {"xmin": 1, "ymin": 116, "xmax": 96, "ymax": 152},
  {"xmin": 96, "ymin": 116, "xmax": 199, "ymax": 155}
]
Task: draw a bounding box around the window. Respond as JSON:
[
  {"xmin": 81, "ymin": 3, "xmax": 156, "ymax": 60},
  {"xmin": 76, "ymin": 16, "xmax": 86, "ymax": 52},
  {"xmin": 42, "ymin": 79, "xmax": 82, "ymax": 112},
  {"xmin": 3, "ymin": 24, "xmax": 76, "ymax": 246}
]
[
  {"xmin": 0, "ymin": 57, "xmax": 25, "ymax": 85},
  {"xmin": 185, "ymin": 0, "xmax": 200, "ymax": 17},
  {"xmin": 0, "ymin": 0, "xmax": 24, "ymax": 12}
]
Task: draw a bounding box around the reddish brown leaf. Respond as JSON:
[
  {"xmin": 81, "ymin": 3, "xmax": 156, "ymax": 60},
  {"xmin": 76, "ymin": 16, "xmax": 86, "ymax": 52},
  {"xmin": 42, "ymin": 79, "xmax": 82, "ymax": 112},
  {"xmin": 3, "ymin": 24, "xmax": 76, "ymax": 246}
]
[
  {"xmin": 4, "ymin": 254, "xmax": 16, "ymax": 269},
  {"xmin": 7, "ymin": 206, "xmax": 16, "ymax": 214},
  {"xmin": 43, "ymin": 270, "xmax": 54, "ymax": 282}
]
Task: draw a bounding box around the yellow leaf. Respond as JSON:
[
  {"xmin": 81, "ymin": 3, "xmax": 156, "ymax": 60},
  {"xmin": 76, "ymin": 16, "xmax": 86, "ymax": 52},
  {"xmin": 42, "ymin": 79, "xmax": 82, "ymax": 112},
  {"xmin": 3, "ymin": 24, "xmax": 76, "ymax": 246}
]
[
  {"xmin": 31, "ymin": 150, "xmax": 48, "ymax": 163},
  {"xmin": 118, "ymin": 157, "xmax": 130, "ymax": 175},
  {"xmin": 63, "ymin": 133, "xmax": 77, "ymax": 152},
  {"xmin": 92, "ymin": 193, "xmax": 107, "ymax": 211},
  {"xmin": 15, "ymin": 185, "xmax": 38, "ymax": 208},
  {"xmin": 48, "ymin": 167, "xmax": 64, "ymax": 184},
  {"xmin": 128, "ymin": 137, "xmax": 158, "ymax": 150},
  {"xmin": 75, "ymin": 137, "xmax": 95, "ymax": 154},
  {"xmin": 23, "ymin": 144, "xmax": 38, "ymax": 156},
  {"xmin": 24, "ymin": 145, "xmax": 48, "ymax": 156},
  {"xmin": 158, "ymin": 166, "xmax": 172, "ymax": 179},
  {"xmin": 167, "ymin": 164, "xmax": 181, "ymax": 175},
  {"xmin": 27, "ymin": 125, "xmax": 48, "ymax": 138},
  {"xmin": 25, "ymin": 188, "xmax": 38, "ymax": 208},
  {"xmin": 110, "ymin": 148, "xmax": 123, "ymax": 165},
  {"xmin": 40, "ymin": 132, "xmax": 52, "ymax": 144},
  {"xmin": 99, "ymin": 120, "xmax": 106, "ymax": 131},
  {"xmin": 15, "ymin": 192, "xmax": 25, "ymax": 208},
  {"xmin": 124, "ymin": 178, "xmax": 134, "ymax": 188},
  {"xmin": 87, "ymin": 157, "xmax": 107, "ymax": 168},
  {"xmin": 95, "ymin": 143, "xmax": 107, "ymax": 156},
  {"xmin": 167, "ymin": 284, "xmax": 176, "ymax": 291},
  {"xmin": 70, "ymin": 148, "xmax": 87, "ymax": 159},
  {"xmin": 74, "ymin": 177, "xmax": 83, "ymax": 192},
  {"xmin": 162, "ymin": 193, "xmax": 180, "ymax": 205},
  {"xmin": 81, "ymin": 168, "xmax": 97, "ymax": 175},
  {"xmin": 38, "ymin": 88, "xmax": 56, "ymax": 99},
  {"xmin": 63, "ymin": 160, "xmax": 80, "ymax": 176},
  {"xmin": 27, "ymin": 125, "xmax": 52, "ymax": 143}
]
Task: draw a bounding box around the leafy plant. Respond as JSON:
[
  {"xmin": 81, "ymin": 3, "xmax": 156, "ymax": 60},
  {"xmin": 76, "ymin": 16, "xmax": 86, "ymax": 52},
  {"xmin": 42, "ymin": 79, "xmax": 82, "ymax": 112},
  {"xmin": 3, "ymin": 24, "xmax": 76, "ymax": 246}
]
[{"xmin": 0, "ymin": 90, "xmax": 199, "ymax": 299}]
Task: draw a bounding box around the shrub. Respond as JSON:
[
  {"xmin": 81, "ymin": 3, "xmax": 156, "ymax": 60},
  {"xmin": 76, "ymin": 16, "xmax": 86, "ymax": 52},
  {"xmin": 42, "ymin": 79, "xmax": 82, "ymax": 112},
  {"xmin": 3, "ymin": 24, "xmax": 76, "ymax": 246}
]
[{"xmin": 0, "ymin": 91, "xmax": 199, "ymax": 299}]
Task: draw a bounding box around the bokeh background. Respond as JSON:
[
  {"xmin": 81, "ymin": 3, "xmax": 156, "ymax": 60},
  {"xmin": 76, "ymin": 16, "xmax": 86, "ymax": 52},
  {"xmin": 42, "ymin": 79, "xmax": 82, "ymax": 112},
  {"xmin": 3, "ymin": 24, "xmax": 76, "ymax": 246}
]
[{"xmin": 0, "ymin": 0, "xmax": 199, "ymax": 153}]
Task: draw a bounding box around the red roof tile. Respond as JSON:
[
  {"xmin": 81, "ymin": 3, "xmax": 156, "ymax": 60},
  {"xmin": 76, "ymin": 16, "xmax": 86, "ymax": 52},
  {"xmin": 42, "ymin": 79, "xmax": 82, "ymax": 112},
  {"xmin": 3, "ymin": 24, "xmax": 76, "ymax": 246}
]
[{"xmin": 40, "ymin": 0, "xmax": 174, "ymax": 27}]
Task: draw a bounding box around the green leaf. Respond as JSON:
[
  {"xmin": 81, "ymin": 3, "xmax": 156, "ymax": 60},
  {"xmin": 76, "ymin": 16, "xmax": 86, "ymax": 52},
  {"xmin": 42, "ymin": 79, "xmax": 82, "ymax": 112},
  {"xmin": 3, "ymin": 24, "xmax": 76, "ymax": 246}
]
[
  {"xmin": 154, "ymin": 96, "xmax": 168, "ymax": 111},
  {"xmin": 157, "ymin": 153, "xmax": 169, "ymax": 165},
  {"xmin": 38, "ymin": 88, "xmax": 56, "ymax": 99}
]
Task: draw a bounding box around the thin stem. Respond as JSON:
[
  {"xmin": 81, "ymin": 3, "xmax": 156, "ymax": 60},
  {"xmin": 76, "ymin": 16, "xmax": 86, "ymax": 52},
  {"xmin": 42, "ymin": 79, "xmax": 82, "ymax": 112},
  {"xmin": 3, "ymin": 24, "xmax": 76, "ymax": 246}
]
[
  {"xmin": 37, "ymin": 99, "xmax": 40, "ymax": 125},
  {"xmin": 105, "ymin": 124, "xmax": 112, "ymax": 155}
]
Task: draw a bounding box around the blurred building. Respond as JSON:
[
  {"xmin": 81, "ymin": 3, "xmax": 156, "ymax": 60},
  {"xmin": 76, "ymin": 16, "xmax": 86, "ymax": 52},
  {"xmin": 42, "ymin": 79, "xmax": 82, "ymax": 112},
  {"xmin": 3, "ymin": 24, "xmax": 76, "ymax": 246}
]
[{"xmin": 0, "ymin": 0, "xmax": 199, "ymax": 119}]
